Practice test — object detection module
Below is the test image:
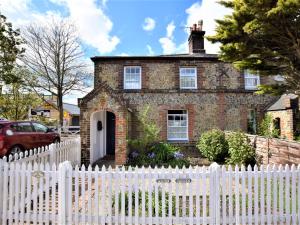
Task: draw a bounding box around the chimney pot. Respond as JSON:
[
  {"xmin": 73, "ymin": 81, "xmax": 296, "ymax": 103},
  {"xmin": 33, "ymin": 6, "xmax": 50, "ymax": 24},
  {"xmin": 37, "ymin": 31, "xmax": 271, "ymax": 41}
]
[{"xmin": 188, "ymin": 21, "xmax": 206, "ymax": 54}]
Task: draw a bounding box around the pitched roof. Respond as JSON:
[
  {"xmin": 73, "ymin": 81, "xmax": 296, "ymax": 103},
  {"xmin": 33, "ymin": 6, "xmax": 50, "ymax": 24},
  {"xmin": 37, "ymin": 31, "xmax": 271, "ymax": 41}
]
[
  {"xmin": 91, "ymin": 53, "xmax": 219, "ymax": 62},
  {"xmin": 267, "ymin": 94, "xmax": 298, "ymax": 111},
  {"xmin": 63, "ymin": 103, "xmax": 80, "ymax": 115}
]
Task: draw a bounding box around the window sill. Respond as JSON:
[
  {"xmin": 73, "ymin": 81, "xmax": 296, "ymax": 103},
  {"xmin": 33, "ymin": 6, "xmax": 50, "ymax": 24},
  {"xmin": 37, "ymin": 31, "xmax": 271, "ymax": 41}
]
[{"xmin": 167, "ymin": 140, "xmax": 189, "ymax": 143}]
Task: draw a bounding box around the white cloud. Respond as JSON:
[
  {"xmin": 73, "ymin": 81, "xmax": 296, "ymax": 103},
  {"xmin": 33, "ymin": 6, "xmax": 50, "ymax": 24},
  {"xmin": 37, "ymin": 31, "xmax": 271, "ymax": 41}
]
[
  {"xmin": 49, "ymin": 0, "xmax": 119, "ymax": 54},
  {"xmin": 118, "ymin": 53, "xmax": 129, "ymax": 56},
  {"xmin": 185, "ymin": 0, "xmax": 231, "ymax": 54},
  {"xmin": 146, "ymin": 45, "xmax": 154, "ymax": 55},
  {"xmin": 159, "ymin": 21, "xmax": 187, "ymax": 54},
  {"xmin": 142, "ymin": 17, "xmax": 156, "ymax": 31},
  {"xmin": 158, "ymin": 0, "xmax": 231, "ymax": 55},
  {"xmin": 1, "ymin": 0, "xmax": 120, "ymax": 54}
]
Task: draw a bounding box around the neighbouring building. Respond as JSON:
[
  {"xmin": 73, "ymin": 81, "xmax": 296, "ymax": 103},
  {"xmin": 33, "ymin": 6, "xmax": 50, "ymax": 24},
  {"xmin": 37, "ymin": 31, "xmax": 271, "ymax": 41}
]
[
  {"xmin": 32, "ymin": 95, "xmax": 80, "ymax": 126},
  {"xmin": 79, "ymin": 23, "xmax": 280, "ymax": 165},
  {"xmin": 267, "ymin": 94, "xmax": 300, "ymax": 140}
]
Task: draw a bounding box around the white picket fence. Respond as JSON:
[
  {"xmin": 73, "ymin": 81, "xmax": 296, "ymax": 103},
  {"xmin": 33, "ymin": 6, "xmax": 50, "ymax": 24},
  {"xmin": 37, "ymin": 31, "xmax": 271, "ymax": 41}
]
[
  {"xmin": 1, "ymin": 161, "xmax": 300, "ymax": 225},
  {"xmin": 2, "ymin": 137, "xmax": 81, "ymax": 166}
]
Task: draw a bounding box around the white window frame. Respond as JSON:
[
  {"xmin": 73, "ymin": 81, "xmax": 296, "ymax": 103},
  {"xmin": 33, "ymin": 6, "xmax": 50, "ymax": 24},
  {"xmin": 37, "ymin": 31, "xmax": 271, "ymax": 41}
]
[
  {"xmin": 244, "ymin": 70, "xmax": 260, "ymax": 90},
  {"xmin": 179, "ymin": 67, "xmax": 197, "ymax": 89},
  {"xmin": 123, "ymin": 66, "xmax": 142, "ymax": 89},
  {"xmin": 167, "ymin": 110, "xmax": 189, "ymax": 141}
]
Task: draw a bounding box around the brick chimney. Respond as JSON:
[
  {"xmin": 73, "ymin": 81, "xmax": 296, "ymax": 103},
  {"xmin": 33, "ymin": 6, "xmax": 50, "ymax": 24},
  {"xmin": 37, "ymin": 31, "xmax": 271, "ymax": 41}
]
[{"xmin": 188, "ymin": 20, "xmax": 205, "ymax": 54}]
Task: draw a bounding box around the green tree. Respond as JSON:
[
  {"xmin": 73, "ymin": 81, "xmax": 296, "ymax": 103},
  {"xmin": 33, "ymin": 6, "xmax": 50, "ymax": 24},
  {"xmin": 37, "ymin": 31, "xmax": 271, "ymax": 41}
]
[
  {"xmin": 128, "ymin": 105, "xmax": 161, "ymax": 151},
  {"xmin": 0, "ymin": 13, "xmax": 24, "ymax": 83},
  {"xmin": 0, "ymin": 68, "xmax": 40, "ymax": 120},
  {"xmin": 208, "ymin": 0, "xmax": 300, "ymax": 94}
]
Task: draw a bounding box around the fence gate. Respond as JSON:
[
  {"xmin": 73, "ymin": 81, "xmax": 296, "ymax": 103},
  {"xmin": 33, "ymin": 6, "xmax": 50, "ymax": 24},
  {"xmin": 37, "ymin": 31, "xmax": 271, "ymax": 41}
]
[{"xmin": 1, "ymin": 161, "xmax": 300, "ymax": 224}]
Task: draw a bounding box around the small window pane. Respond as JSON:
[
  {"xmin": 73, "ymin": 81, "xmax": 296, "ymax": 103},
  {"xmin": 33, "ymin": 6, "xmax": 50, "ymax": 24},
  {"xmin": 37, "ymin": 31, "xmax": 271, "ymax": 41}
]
[
  {"xmin": 180, "ymin": 67, "xmax": 197, "ymax": 89},
  {"xmin": 244, "ymin": 70, "xmax": 260, "ymax": 90},
  {"xmin": 167, "ymin": 110, "xmax": 188, "ymax": 140},
  {"xmin": 124, "ymin": 66, "xmax": 141, "ymax": 89}
]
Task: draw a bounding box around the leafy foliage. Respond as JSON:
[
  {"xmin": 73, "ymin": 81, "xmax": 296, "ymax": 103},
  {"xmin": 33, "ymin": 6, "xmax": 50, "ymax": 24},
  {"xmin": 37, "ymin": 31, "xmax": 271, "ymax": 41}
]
[
  {"xmin": 113, "ymin": 190, "xmax": 176, "ymax": 216},
  {"xmin": 258, "ymin": 114, "xmax": 280, "ymax": 138},
  {"xmin": 196, "ymin": 129, "xmax": 229, "ymax": 163},
  {"xmin": 128, "ymin": 106, "xmax": 161, "ymax": 154},
  {"xmin": 208, "ymin": 0, "xmax": 300, "ymax": 94},
  {"xmin": 0, "ymin": 13, "xmax": 24, "ymax": 84},
  {"xmin": 127, "ymin": 142, "xmax": 189, "ymax": 168},
  {"xmin": 0, "ymin": 68, "xmax": 41, "ymax": 120},
  {"xmin": 226, "ymin": 132, "xmax": 256, "ymax": 166}
]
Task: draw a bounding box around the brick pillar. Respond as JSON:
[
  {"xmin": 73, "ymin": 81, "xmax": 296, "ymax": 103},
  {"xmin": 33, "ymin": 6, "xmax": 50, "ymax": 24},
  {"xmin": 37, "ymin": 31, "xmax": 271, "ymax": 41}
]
[
  {"xmin": 217, "ymin": 92, "xmax": 226, "ymax": 130},
  {"xmin": 115, "ymin": 110, "xmax": 128, "ymax": 165},
  {"xmin": 240, "ymin": 105, "xmax": 248, "ymax": 132}
]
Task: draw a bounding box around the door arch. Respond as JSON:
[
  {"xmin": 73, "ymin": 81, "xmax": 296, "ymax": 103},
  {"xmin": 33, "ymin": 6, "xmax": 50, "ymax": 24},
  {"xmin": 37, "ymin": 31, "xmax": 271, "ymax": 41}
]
[{"xmin": 90, "ymin": 110, "xmax": 116, "ymax": 164}]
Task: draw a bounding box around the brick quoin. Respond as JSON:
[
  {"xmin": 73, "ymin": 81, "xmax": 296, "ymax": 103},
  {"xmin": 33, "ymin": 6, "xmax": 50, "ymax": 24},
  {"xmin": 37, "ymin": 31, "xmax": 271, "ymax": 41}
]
[{"xmin": 217, "ymin": 92, "xmax": 226, "ymax": 130}]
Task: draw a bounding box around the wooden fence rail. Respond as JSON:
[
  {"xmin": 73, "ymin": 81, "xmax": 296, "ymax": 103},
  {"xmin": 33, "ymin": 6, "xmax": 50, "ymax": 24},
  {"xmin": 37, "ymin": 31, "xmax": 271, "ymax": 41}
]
[
  {"xmin": 1, "ymin": 137, "xmax": 81, "ymax": 166},
  {"xmin": 0, "ymin": 161, "xmax": 300, "ymax": 224}
]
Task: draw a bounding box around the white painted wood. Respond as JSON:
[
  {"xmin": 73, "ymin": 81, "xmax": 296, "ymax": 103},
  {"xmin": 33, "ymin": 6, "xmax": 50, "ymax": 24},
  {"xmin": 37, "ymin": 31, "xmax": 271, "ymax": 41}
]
[
  {"xmin": 253, "ymin": 165, "xmax": 259, "ymax": 225},
  {"xmin": 279, "ymin": 165, "xmax": 284, "ymax": 225},
  {"xmin": 272, "ymin": 164, "xmax": 278, "ymax": 224},
  {"xmin": 241, "ymin": 165, "xmax": 246, "ymax": 225},
  {"xmin": 74, "ymin": 165, "xmax": 79, "ymax": 225},
  {"xmin": 121, "ymin": 166, "xmax": 126, "ymax": 225},
  {"xmin": 266, "ymin": 165, "xmax": 271, "ymax": 225},
  {"xmin": 228, "ymin": 165, "xmax": 233, "ymax": 225},
  {"xmin": 80, "ymin": 165, "xmax": 86, "ymax": 224},
  {"xmin": 94, "ymin": 166, "xmax": 99, "ymax": 225},
  {"xmin": 234, "ymin": 165, "xmax": 240, "ymax": 225},
  {"xmin": 188, "ymin": 166, "xmax": 193, "ymax": 225},
  {"xmin": 291, "ymin": 164, "xmax": 297, "ymax": 225},
  {"xmin": 168, "ymin": 166, "xmax": 173, "ymax": 225},
  {"xmin": 108, "ymin": 166, "xmax": 113, "ymax": 225},
  {"xmin": 2, "ymin": 162, "xmax": 300, "ymax": 225},
  {"xmin": 260, "ymin": 165, "xmax": 265, "ymax": 225},
  {"xmin": 247, "ymin": 164, "xmax": 253, "ymax": 225},
  {"xmin": 14, "ymin": 162, "xmax": 21, "ymax": 224},
  {"xmin": 115, "ymin": 166, "xmax": 120, "ymax": 225},
  {"xmin": 202, "ymin": 166, "xmax": 207, "ymax": 225},
  {"xmin": 128, "ymin": 166, "xmax": 133, "ymax": 225},
  {"xmin": 19, "ymin": 162, "xmax": 27, "ymax": 224},
  {"xmin": 221, "ymin": 166, "xmax": 226, "ymax": 225},
  {"xmin": 285, "ymin": 164, "xmax": 291, "ymax": 225},
  {"xmin": 87, "ymin": 165, "xmax": 93, "ymax": 224}
]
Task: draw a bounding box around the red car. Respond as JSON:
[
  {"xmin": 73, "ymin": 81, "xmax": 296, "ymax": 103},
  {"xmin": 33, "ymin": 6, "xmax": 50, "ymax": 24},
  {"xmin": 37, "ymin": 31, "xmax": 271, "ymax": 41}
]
[{"xmin": 0, "ymin": 121, "xmax": 60, "ymax": 157}]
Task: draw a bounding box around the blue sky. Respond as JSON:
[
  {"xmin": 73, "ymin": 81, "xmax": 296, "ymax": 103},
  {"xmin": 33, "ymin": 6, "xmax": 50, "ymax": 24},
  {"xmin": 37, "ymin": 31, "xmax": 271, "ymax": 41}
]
[{"xmin": 1, "ymin": 0, "xmax": 231, "ymax": 103}]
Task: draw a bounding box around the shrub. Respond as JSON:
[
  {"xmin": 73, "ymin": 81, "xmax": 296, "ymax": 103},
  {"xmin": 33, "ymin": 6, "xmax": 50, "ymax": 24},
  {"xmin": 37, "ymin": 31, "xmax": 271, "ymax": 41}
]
[
  {"xmin": 128, "ymin": 106, "xmax": 161, "ymax": 153},
  {"xmin": 226, "ymin": 132, "xmax": 256, "ymax": 166},
  {"xmin": 196, "ymin": 129, "xmax": 228, "ymax": 163},
  {"xmin": 258, "ymin": 114, "xmax": 280, "ymax": 138},
  {"xmin": 127, "ymin": 142, "xmax": 189, "ymax": 168},
  {"xmin": 113, "ymin": 190, "xmax": 176, "ymax": 216}
]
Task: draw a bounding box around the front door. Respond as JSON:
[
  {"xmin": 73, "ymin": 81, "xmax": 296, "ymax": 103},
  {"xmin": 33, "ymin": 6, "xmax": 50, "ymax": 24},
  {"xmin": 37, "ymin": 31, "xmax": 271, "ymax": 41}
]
[{"xmin": 106, "ymin": 112, "xmax": 115, "ymax": 155}]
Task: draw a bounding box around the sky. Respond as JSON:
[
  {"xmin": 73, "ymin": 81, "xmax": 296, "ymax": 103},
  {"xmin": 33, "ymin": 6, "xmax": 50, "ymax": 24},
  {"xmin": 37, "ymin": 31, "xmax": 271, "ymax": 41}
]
[{"xmin": 0, "ymin": 0, "xmax": 231, "ymax": 104}]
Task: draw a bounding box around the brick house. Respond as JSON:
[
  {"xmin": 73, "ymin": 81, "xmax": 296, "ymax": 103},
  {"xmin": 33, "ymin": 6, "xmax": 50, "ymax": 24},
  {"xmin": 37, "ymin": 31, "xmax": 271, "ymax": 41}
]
[
  {"xmin": 267, "ymin": 94, "xmax": 300, "ymax": 140},
  {"xmin": 79, "ymin": 24, "xmax": 279, "ymax": 165}
]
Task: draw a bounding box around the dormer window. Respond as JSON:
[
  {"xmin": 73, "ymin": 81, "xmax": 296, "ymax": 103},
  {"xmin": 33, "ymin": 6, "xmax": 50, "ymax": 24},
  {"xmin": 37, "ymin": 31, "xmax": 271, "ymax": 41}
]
[
  {"xmin": 244, "ymin": 70, "xmax": 260, "ymax": 90},
  {"xmin": 180, "ymin": 67, "xmax": 197, "ymax": 89},
  {"xmin": 124, "ymin": 66, "xmax": 141, "ymax": 89}
]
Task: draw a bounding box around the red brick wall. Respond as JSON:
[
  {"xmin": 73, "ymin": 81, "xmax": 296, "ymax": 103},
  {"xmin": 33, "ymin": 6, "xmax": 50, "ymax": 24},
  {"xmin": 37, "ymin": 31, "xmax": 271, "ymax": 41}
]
[
  {"xmin": 247, "ymin": 134, "xmax": 300, "ymax": 165},
  {"xmin": 158, "ymin": 104, "xmax": 195, "ymax": 142}
]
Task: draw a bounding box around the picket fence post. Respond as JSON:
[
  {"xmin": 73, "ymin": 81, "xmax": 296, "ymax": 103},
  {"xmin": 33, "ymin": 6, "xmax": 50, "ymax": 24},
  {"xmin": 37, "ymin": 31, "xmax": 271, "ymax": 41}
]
[
  {"xmin": 58, "ymin": 161, "xmax": 72, "ymax": 225},
  {"xmin": 209, "ymin": 163, "xmax": 220, "ymax": 225},
  {"xmin": 49, "ymin": 144, "xmax": 55, "ymax": 165}
]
